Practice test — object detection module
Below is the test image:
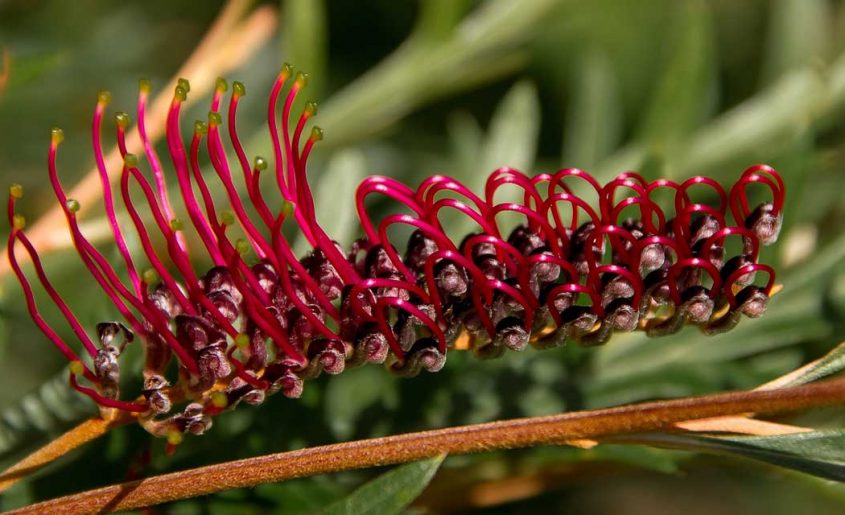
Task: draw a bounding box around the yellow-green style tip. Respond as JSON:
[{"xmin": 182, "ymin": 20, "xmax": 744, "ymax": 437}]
[
  {"xmin": 12, "ymin": 214, "xmax": 25, "ymax": 230},
  {"xmin": 66, "ymin": 199, "xmax": 80, "ymax": 213},
  {"xmin": 232, "ymin": 81, "xmax": 246, "ymax": 97},
  {"xmin": 220, "ymin": 210, "xmax": 235, "ymax": 226},
  {"xmin": 51, "ymin": 128, "xmax": 64, "ymax": 145},
  {"xmin": 69, "ymin": 361, "xmax": 85, "ymax": 375},
  {"xmin": 143, "ymin": 268, "xmax": 159, "ymax": 285},
  {"xmin": 9, "ymin": 183, "xmax": 23, "ymax": 199},
  {"xmin": 194, "ymin": 120, "xmax": 208, "ymax": 135},
  {"xmin": 124, "ymin": 153, "xmax": 138, "ymax": 168},
  {"xmin": 177, "ymin": 78, "xmax": 191, "ymax": 92},
  {"xmin": 304, "ymin": 101, "xmax": 318, "ymax": 116},
  {"xmin": 215, "ymin": 77, "xmax": 228, "ymax": 93},
  {"xmin": 167, "ymin": 430, "xmax": 183, "ymax": 446},
  {"xmin": 235, "ymin": 238, "xmax": 250, "ymax": 256},
  {"xmin": 208, "ymin": 111, "xmax": 223, "ymax": 127},
  {"xmin": 280, "ymin": 63, "xmax": 293, "ymax": 79},
  {"xmin": 139, "ymin": 78, "xmax": 152, "ymax": 94},
  {"xmin": 115, "ymin": 112, "xmax": 130, "ymax": 128},
  {"xmin": 174, "ymin": 86, "xmax": 187, "ymax": 102},
  {"xmin": 294, "ymin": 71, "xmax": 309, "ymax": 87},
  {"xmin": 281, "ymin": 200, "xmax": 296, "ymax": 218},
  {"xmin": 211, "ymin": 392, "xmax": 228, "ymax": 409},
  {"xmin": 170, "ymin": 218, "xmax": 184, "ymax": 231},
  {"xmin": 97, "ymin": 90, "xmax": 112, "ymax": 105},
  {"xmin": 253, "ymin": 156, "xmax": 267, "ymax": 171},
  {"xmin": 310, "ymin": 126, "xmax": 324, "ymax": 141}
]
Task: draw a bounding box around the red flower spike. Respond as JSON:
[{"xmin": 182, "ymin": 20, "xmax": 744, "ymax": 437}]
[{"xmin": 6, "ymin": 68, "xmax": 786, "ymax": 440}]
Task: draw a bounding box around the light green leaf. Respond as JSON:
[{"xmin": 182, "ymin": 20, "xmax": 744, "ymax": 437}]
[
  {"xmin": 632, "ymin": 430, "xmax": 845, "ymax": 482},
  {"xmin": 636, "ymin": 0, "xmax": 717, "ymax": 170},
  {"xmin": 761, "ymin": 0, "xmax": 831, "ymax": 84},
  {"xmin": 282, "ymin": 0, "xmax": 327, "ymax": 96},
  {"xmin": 562, "ymin": 49, "xmax": 622, "ymax": 169},
  {"xmin": 319, "ymin": 455, "xmax": 446, "ymax": 515},
  {"xmin": 480, "ymin": 80, "xmax": 540, "ymax": 175},
  {"xmin": 414, "ymin": 0, "xmax": 472, "ymax": 43}
]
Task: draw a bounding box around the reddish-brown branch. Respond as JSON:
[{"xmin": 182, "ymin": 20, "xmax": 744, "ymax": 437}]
[
  {"xmin": 0, "ymin": 411, "xmax": 135, "ymax": 493},
  {"xmin": 11, "ymin": 376, "xmax": 845, "ymax": 514}
]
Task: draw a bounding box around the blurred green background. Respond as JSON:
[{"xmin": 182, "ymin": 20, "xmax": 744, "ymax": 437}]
[{"xmin": 4, "ymin": 0, "xmax": 845, "ymax": 512}]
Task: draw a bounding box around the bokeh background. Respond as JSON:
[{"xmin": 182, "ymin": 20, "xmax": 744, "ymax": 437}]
[{"xmin": 3, "ymin": 0, "xmax": 845, "ymax": 512}]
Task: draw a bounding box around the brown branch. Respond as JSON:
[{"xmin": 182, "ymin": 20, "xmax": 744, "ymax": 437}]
[
  {"xmin": 11, "ymin": 376, "xmax": 845, "ymax": 514},
  {"xmin": 0, "ymin": 0, "xmax": 276, "ymax": 275},
  {"xmin": 0, "ymin": 412, "xmax": 135, "ymax": 493}
]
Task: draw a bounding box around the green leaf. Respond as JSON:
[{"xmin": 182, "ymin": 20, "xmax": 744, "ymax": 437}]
[
  {"xmin": 632, "ymin": 431, "xmax": 845, "ymax": 482},
  {"xmin": 480, "ymin": 80, "xmax": 541, "ymax": 175},
  {"xmin": 636, "ymin": 0, "xmax": 716, "ymax": 171},
  {"xmin": 414, "ymin": 0, "xmax": 472, "ymax": 43},
  {"xmin": 761, "ymin": 0, "xmax": 831, "ymax": 83},
  {"xmin": 0, "ymin": 370, "xmax": 94, "ymax": 463},
  {"xmin": 562, "ymin": 49, "xmax": 622, "ymax": 169},
  {"xmin": 282, "ymin": 0, "xmax": 327, "ymax": 96},
  {"xmin": 318, "ymin": 455, "xmax": 446, "ymax": 515}
]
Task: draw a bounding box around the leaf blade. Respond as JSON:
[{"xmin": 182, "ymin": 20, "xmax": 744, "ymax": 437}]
[{"xmin": 319, "ymin": 455, "xmax": 446, "ymax": 515}]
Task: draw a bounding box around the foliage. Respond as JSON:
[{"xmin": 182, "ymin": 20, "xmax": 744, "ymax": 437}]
[{"xmin": 3, "ymin": 0, "xmax": 845, "ymax": 512}]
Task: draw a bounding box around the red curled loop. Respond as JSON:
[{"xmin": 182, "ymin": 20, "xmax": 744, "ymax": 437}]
[
  {"xmin": 729, "ymin": 165, "xmax": 785, "ymax": 224},
  {"xmin": 488, "ymin": 202, "xmax": 562, "ymax": 255},
  {"xmin": 698, "ymin": 226, "xmax": 760, "ymax": 263},
  {"xmin": 462, "ymin": 233, "xmax": 533, "ymax": 294},
  {"xmin": 485, "ymin": 168, "xmax": 545, "ymax": 232},
  {"xmin": 417, "ymin": 174, "xmax": 488, "ymax": 215},
  {"xmin": 543, "ymin": 192, "xmax": 601, "ymax": 243},
  {"xmin": 526, "ymin": 252, "xmax": 579, "ymax": 284},
  {"xmin": 587, "ymin": 264, "xmax": 643, "ymax": 309},
  {"xmin": 356, "ymin": 176, "xmax": 425, "ymax": 244},
  {"xmin": 610, "ymin": 196, "xmax": 666, "ymax": 235},
  {"xmin": 676, "ymin": 176, "xmax": 728, "ymax": 216},
  {"xmin": 630, "ymin": 234, "xmax": 687, "ymax": 272},
  {"xmin": 423, "ymin": 249, "xmax": 495, "ymax": 334},
  {"xmin": 583, "ymin": 224, "xmax": 638, "ymax": 270},
  {"xmin": 546, "ymin": 283, "xmax": 604, "ymax": 325},
  {"xmin": 723, "ymin": 263, "xmax": 776, "ymax": 309},
  {"xmin": 667, "ymin": 257, "xmax": 723, "ymax": 305},
  {"xmin": 374, "ymin": 297, "xmax": 447, "ymax": 358}
]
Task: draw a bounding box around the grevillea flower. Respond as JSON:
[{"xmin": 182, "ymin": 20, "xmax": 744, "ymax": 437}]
[{"xmin": 7, "ymin": 64, "xmax": 785, "ymax": 443}]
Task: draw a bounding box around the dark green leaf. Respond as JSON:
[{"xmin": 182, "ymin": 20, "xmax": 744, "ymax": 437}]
[
  {"xmin": 318, "ymin": 455, "xmax": 446, "ymax": 515},
  {"xmin": 631, "ymin": 430, "xmax": 845, "ymax": 482}
]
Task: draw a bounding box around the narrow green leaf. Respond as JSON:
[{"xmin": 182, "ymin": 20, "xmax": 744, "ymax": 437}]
[
  {"xmin": 761, "ymin": 0, "xmax": 831, "ymax": 84},
  {"xmin": 0, "ymin": 371, "xmax": 94, "ymax": 462},
  {"xmin": 414, "ymin": 0, "xmax": 472, "ymax": 43},
  {"xmin": 636, "ymin": 0, "xmax": 717, "ymax": 171},
  {"xmin": 319, "ymin": 455, "xmax": 446, "ymax": 515},
  {"xmin": 282, "ymin": 0, "xmax": 327, "ymax": 96},
  {"xmin": 562, "ymin": 49, "xmax": 622, "ymax": 169},
  {"xmin": 480, "ymin": 80, "xmax": 541, "ymax": 176},
  {"xmin": 632, "ymin": 431, "xmax": 845, "ymax": 482}
]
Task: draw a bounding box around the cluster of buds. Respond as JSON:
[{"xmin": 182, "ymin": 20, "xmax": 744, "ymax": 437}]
[{"xmin": 7, "ymin": 65, "xmax": 784, "ymax": 442}]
